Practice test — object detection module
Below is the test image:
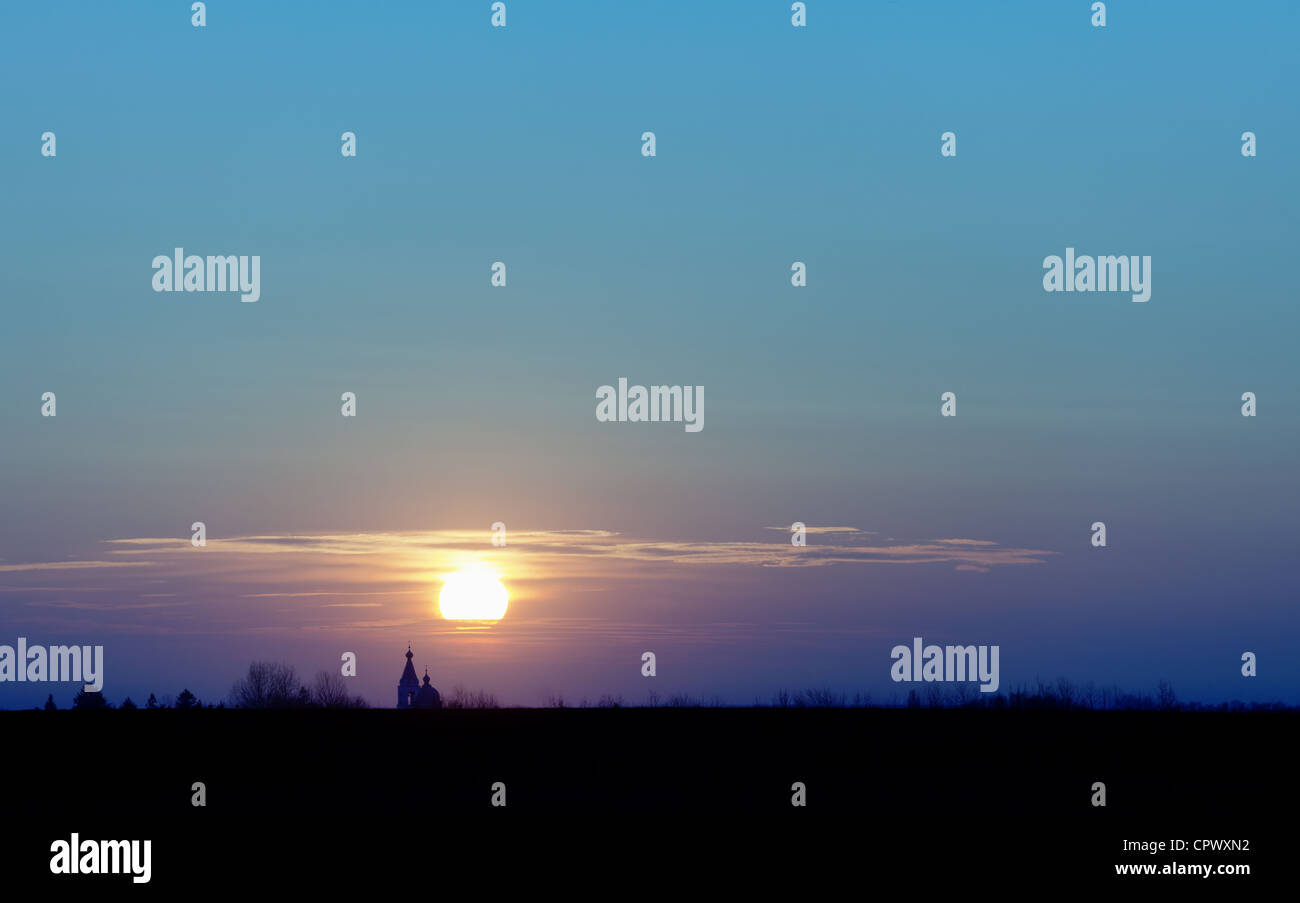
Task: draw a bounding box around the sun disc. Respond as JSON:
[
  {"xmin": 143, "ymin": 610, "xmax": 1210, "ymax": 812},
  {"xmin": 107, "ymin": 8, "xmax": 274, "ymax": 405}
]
[{"xmin": 438, "ymin": 571, "xmax": 509, "ymax": 621}]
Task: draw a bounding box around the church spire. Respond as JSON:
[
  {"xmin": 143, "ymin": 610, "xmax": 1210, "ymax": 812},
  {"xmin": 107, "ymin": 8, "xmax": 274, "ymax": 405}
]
[{"xmin": 397, "ymin": 643, "xmax": 420, "ymax": 707}]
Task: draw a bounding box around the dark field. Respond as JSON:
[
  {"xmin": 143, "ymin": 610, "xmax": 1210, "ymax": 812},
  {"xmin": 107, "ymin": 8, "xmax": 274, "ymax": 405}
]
[{"xmin": 5, "ymin": 708, "xmax": 1290, "ymax": 889}]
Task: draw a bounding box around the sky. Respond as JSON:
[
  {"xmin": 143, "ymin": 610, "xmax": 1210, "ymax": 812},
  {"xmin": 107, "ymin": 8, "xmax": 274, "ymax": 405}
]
[{"xmin": 1, "ymin": 1, "xmax": 1297, "ymax": 708}]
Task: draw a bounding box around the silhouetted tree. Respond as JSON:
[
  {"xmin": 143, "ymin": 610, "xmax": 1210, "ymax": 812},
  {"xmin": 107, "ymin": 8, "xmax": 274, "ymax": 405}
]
[
  {"xmin": 311, "ymin": 671, "xmax": 360, "ymax": 708},
  {"xmin": 949, "ymin": 683, "xmax": 977, "ymax": 708},
  {"xmin": 1057, "ymin": 678, "xmax": 1077, "ymax": 710},
  {"xmin": 230, "ymin": 661, "xmax": 301, "ymax": 708},
  {"xmin": 72, "ymin": 689, "xmax": 109, "ymax": 710},
  {"xmin": 796, "ymin": 687, "xmax": 846, "ymax": 707},
  {"xmin": 44, "ymin": 694, "xmax": 57, "ymax": 711},
  {"xmin": 175, "ymin": 689, "xmax": 199, "ymax": 709},
  {"xmin": 146, "ymin": 693, "xmax": 161, "ymax": 709},
  {"xmin": 447, "ymin": 684, "xmax": 501, "ymax": 709},
  {"xmin": 120, "ymin": 697, "xmax": 138, "ymax": 710}
]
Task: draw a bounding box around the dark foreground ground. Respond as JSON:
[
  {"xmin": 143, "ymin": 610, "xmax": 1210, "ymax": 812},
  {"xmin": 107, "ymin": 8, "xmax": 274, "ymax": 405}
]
[{"xmin": 3, "ymin": 708, "xmax": 1292, "ymax": 890}]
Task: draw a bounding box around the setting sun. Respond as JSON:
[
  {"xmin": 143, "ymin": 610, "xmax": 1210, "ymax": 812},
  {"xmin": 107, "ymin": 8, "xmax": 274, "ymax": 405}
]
[{"xmin": 438, "ymin": 569, "xmax": 510, "ymax": 621}]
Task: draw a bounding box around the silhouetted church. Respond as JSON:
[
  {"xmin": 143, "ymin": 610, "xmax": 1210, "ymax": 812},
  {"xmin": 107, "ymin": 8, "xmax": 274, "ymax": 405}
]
[{"xmin": 397, "ymin": 645, "xmax": 441, "ymax": 709}]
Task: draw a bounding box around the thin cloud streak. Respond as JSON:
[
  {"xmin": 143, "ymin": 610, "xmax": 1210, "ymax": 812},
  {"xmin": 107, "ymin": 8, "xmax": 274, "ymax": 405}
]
[
  {"xmin": 96, "ymin": 529, "xmax": 1056, "ymax": 573},
  {"xmin": 0, "ymin": 560, "xmax": 155, "ymax": 573}
]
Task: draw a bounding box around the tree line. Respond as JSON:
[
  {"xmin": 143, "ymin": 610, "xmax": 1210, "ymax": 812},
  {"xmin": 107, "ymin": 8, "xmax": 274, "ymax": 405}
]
[
  {"xmin": 31, "ymin": 668, "xmax": 1296, "ymax": 712},
  {"xmin": 39, "ymin": 661, "xmax": 368, "ymax": 710}
]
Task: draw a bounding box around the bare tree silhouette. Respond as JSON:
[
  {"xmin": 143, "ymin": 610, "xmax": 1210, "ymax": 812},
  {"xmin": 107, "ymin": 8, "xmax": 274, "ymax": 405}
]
[
  {"xmin": 311, "ymin": 670, "xmax": 368, "ymax": 708},
  {"xmin": 230, "ymin": 661, "xmax": 301, "ymax": 708},
  {"xmin": 446, "ymin": 684, "xmax": 500, "ymax": 709}
]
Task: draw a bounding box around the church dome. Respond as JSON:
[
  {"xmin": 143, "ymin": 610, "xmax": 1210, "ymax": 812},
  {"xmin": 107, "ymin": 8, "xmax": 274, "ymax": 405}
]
[{"xmin": 413, "ymin": 668, "xmax": 441, "ymax": 708}]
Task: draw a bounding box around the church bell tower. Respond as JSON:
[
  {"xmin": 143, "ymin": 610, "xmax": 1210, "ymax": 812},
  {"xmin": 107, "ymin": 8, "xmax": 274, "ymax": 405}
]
[{"xmin": 397, "ymin": 645, "xmax": 420, "ymax": 708}]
